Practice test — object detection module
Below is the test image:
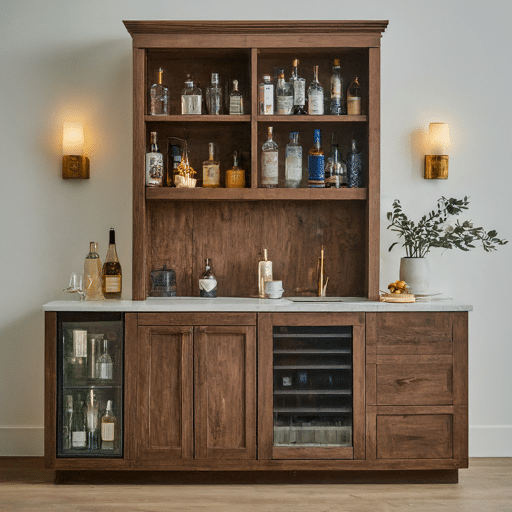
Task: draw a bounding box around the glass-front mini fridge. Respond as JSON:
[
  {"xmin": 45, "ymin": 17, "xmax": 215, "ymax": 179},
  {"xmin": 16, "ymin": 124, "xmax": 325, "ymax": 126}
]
[{"xmin": 56, "ymin": 312, "xmax": 123, "ymax": 458}]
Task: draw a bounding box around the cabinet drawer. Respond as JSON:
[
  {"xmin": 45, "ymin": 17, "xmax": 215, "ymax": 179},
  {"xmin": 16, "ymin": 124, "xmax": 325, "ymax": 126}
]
[
  {"xmin": 377, "ymin": 414, "xmax": 453, "ymax": 459},
  {"xmin": 377, "ymin": 364, "xmax": 453, "ymax": 405}
]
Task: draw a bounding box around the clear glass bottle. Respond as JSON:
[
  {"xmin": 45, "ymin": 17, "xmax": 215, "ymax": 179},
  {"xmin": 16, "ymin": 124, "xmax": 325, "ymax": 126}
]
[
  {"xmin": 346, "ymin": 138, "xmax": 363, "ymax": 188},
  {"xmin": 149, "ymin": 67, "xmax": 169, "ymax": 115},
  {"xmin": 258, "ymin": 249, "xmax": 273, "ymax": 298},
  {"xmin": 85, "ymin": 389, "xmax": 99, "ymax": 451},
  {"xmin": 324, "ymin": 132, "xmax": 347, "ymax": 188},
  {"xmin": 259, "ymin": 75, "xmax": 274, "ymax": 115},
  {"xmin": 202, "ymin": 142, "xmax": 220, "ymax": 188},
  {"xmin": 102, "ymin": 228, "xmax": 122, "ymax": 299},
  {"xmin": 84, "ymin": 242, "xmax": 104, "ymax": 301},
  {"xmin": 229, "ymin": 80, "xmax": 244, "ymax": 115},
  {"xmin": 347, "ymin": 76, "xmax": 362, "ymax": 115},
  {"xmin": 225, "ymin": 150, "xmax": 245, "ymax": 188},
  {"xmin": 101, "ymin": 400, "xmax": 116, "ymax": 450},
  {"xmin": 63, "ymin": 394, "xmax": 73, "ymax": 450},
  {"xmin": 308, "ymin": 129, "xmax": 325, "ymax": 187},
  {"xmin": 97, "ymin": 339, "xmax": 113, "ymax": 380},
  {"xmin": 291, "ymin": 59, "xmax": 306, "ymax": 115},
  {"xmin": 181, "ymin": 77, "xmax": 202, "ymax": 115},
  {"xmin": 285, "ymin": 132, "xmax": 302, "ymax": 188},
  {"xmin": 330, "ymin": 59, "xmax": 345, "ymax": 115},
  {"xmin": 71, "ymin": 394, "xmax": 87, "ymax": 450},
  {"xmin": 206, "ymin": 72, "xmax": 223, "ymax": 115},
  {"xmin": 307, "ymin": 65, "xmax": 324, "ymax": 115},
  {"xmin": 261, "ymin": 126, "xmax": 279, "ymax": 188},
  {"xmin": 199, "ymin": 258, "xmax": 218, "ymax": 297},
  {"xmin": 145, "ymin": 132, "xmax": 163, "ymax": 187},
  {"xmin": 68, "ymin": 329, "xmax": 87, "ymax": 381},
  {"xmin": 276, "ymin": 73, "xmax": 293, "ymax": 115}
]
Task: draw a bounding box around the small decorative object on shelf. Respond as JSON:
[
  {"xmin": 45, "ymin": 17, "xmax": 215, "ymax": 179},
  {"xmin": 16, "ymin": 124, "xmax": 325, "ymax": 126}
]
[
  {"xmin": 202, "ymin": 142, "xmax": 220, "ymax": 188},
  {"xmin": 206, "ymin": 72, "xmax": 223, "ymax": 115},
  {"xmin": 346, "ymin": 139, "xmax": 363, "ymax": 188},
  {"xmin": 229, "ymin": 79, "xmax": 244, "ymax": 115},
  {"xmin": 149, "ymin": 67, "xmax": 169, "ymax": 115},
  {"xmin": 199, "ymin": 258, "xmax": 217, "ymax": 297},
  {"xmin": 145, "ymin": 132, "xmax": 163, "ymax": 187},
  {"xmin": 181, "ymin": 76, "xmax": 202, "ymax": 114},
  {"xmin": 225, "ymin": 150, "xmax": 245, "ymax": 188},
  {"xmin": 84, "ymin": 242, "xmax": 104, "ymax": 301},
  {"xmin": 381, "ymin": 280, "xmax": 415, "ymax": 302},
  {"xmin": 261, "ymin": 126, "xmax": 279, "ymax": 188},
  {"xmin": 290, "ymin": 59, "xmax": 307, "ymax": 115},
  {"xmin": 102, "ymin": 228, "xmax": 122, "ymax": 299},
  {"xmin": 285, "ymin": 132, "xmax": 302, "ymax": 188},
  {"xmin": 259, "ymin": 75, "xmax": 274, "ymax": 115},
  {"xmin": 276, "ymin": 72, "xmax": 293, "ymax": 115},
  {"xmin": 308, "ymin": 129, "xmax": 325, "ymax": 187},
  {"xmin": 174, "ymin": 140, "xmax": 197, "ymax": 188},
  {"xmin": 330, "ymin": 59, "xmax": 345, "ymax": 115},
  {"xmin": 347, "ymin": 76, "xmax": 362, "ymax": 115},
  {"xmin": 307, "ymin": 65, "xmax": 324, "ymax": 115}
]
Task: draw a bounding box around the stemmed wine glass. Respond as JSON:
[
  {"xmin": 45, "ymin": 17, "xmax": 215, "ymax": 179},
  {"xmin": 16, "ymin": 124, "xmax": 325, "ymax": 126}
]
[{"xmin": 64, "ymin": 272, "xmax": 87, "ymax": 301}]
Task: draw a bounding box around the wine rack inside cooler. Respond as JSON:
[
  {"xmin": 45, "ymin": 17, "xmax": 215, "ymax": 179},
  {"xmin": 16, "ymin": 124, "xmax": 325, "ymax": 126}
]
[
  {"xmin": 273, "ymin": 325, "xmax": 353, "ymax": 447},
  {"xmin": 57, "ymin": 312, "xmax": 123, "ymax": 458}
]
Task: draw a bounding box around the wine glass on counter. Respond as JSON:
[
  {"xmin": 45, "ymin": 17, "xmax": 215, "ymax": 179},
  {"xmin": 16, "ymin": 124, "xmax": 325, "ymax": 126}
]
[{"xmin": 64, "ymin": 272, "xmax": 86, "ymax": 301}]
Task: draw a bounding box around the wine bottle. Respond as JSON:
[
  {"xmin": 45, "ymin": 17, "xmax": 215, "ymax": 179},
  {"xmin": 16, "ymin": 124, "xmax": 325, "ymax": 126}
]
[
  {"xmin": 101, "ymin": 400, "xmax": 116, "ymax": 450},
  {"xmin": 102, "ymin": 228, "xmax": 122, "ymax": 299},
  {"xmin": 71, "ymin": 394, "xmax": 87, "ymax": 450},
  {"xmin": 84, "ymin": 242, "xmax": 104, "ymax": 301},
  {"xmin": 347, "ymin": 77, "xmax": 362, "ymax": 115},
  {"xmin": 199, "ymin": 258, "xmax": 218, "ymax": 298}
]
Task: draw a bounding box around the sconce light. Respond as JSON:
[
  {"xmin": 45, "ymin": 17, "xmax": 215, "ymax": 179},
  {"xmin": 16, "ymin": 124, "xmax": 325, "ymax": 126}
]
[
  {"xmin": 425, "ymin": 122, "xmax": 450, "ymax": 179},
  {"xmin": 62, "ymin": 122, "xmax": 89, "ymax": 179}
]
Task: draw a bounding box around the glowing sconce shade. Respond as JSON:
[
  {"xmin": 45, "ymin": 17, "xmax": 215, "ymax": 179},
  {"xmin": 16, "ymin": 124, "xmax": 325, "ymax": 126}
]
[
  {"xmin": 62, "ymin": 122, "xmax": 89, "ymax": 179},
  {"xmin": 425, "ymin": 122, "xmax": 450, "ymax": 179}
]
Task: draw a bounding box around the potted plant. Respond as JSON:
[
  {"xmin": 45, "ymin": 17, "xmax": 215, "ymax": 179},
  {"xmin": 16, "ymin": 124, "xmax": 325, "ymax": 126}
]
[{"xmin": 387, "ymin": 196, "xmax": 507, "ymax": 294}]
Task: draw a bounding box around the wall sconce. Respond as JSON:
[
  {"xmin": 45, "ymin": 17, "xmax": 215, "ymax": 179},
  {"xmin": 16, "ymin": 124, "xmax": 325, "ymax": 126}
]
[
  {"xmin": 62, "ymin": 122, "xmax": 89, "ymax": 179},
  {"xmin": 425, "ymin": 122, "xmax": 450, "ymax": 179}
]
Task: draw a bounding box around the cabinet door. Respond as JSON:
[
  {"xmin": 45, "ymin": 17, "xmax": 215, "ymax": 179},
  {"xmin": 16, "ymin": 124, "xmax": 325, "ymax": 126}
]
[
  {"xmin": 136, "ymin": 325, "xmax": 193, "ymax": 462},
  {"xmin": 194, "ymin": 325, "xmax": 256, "ymax": 460}
]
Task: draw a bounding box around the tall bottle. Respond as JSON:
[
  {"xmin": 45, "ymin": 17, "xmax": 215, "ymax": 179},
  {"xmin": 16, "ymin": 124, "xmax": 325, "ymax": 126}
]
[
  {"xmin": 101, "ymin": 400, "xmax": 116, "ymax": 450},
  {"xmin": 199, "ymin": 258, "xmax": 218, "ymax": 298},
  {"xmin": 324, "ymin": 132, "xmax": 347, "ymax": 188},
  {"xmin": 63, "ymin": 394, "xmax": 73, "ymax": 450},
  {"xmin": 259, "ymin": 75, "xmax": 274, "ymax": 115},
  {"xmin": 206, "ymin": 72, "xmax": 223, "ymax": 115},
  {"xmin": 97, "ymin": 338, "xmax": 113, "ymax": 380},
  {"xmin": 285, "ymin": 132, "xmax": 302, "ymax": 188},
  {"xmin": 291, "ymin": 59, "xmax": 306, "ymax": 115},
  {"xmin": 149, "ymin": 67, "xmax": 169, "ymax": 115},
  {"xmin": 225, "ymin": 150, "xmax": 245, "ymax": 188},
  {"xmin": 85, "ymin": 389, "xmax": 99, "ymax": 451},
  {"xmin": 276, "ymin": 73, "xmax": 293, "ymax": 115},
  {"xmin": 181, "ymin": 77, "xmax": 202, "ymax": 115},
  {"xmin": 307, "ymin": 66, "xmax": 324, "ymax": 115},
  {"xmin": 260, "ymin": 126, "xmax": 279, "ymax": 188},
  {"xmin": 347, "ymin": 77, "xmax": 362, "ymax": 115},
  {"xmin": 145, "ymin": 132, "xmax": 163, "ymax": 187},
  {"xmin": 346, "ymin": 138, "xmax": 363, "ymax": 188},
  {"xmin": 229, "ymin": 80, "xmax": 244, "ymax": 115},
  {"xmin": 71, "ymin": 394, "xmax": 87, "ymax": 450},
  {"xmin": 102, "ymin": 228, "xmax": 122, "ymax": 299},
  {"xmin": 202, "ymin": 142, "xmax": 220, "ymax": 188},
  {"xmin": 330, "ymin": 59, "xmax": 345, "ymax": 115},
  {"xmin": 308, "ymin": 129, "xmax": 325, "ymax": 188},
  {"xmin": 258, "ymin": 249, "xmax": 273, "ymax": 298},
  {"xmin": 84, "ymin": 242, "xmax": 104, "ymax": 300}
]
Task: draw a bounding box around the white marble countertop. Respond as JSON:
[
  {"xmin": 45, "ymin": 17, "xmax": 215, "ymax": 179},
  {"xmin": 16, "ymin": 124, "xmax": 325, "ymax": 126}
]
[{"xmin": 43, "ymin": 297, "xmax": 473, "ymax": 313}]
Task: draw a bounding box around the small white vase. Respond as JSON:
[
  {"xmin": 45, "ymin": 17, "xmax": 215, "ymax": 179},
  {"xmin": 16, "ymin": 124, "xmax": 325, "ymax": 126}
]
[{"xmin": 399, "ymin": 257, "xmax": 430, "ymax": 295}]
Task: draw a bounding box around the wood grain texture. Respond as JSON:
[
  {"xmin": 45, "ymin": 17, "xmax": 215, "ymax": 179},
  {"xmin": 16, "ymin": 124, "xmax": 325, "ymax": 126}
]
[
  {"xmin": 44, "ymin": 312, "xmax": 57, "ymax": 469},
  {"xmin": 123, "ymin": 313, "xmax": 138, "ymax": 462},
  {"xmin": 352, "ymin": 324, "xmax": 366, "ymax": 460},
  {"xmin": 137, "ymin": 312, "xmax": 256, "ymax": 326},
  {"xmin": 452, "ymin": 312, "xmax": 469, "ymax": 405}
]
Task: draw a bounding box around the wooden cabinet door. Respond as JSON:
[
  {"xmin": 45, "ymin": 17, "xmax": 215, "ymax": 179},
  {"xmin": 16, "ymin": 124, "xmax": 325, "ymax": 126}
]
[
  {"xmin": 194, "ymin": 325, "xmax": 257, "ymax": 460},
  {"xmin": 136, "ymin": 325, "xmax": 193, "ymax": 462}
]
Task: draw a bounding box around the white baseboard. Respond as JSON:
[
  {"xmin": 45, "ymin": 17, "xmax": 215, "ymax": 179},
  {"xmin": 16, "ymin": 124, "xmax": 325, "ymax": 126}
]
[
  {"xmin": 0, "ymin": 427, "xmax": 44, "ymax": 456},
  {"xmin": 469, "ymin": 426, "xmax": 512, "ymax": 457}
]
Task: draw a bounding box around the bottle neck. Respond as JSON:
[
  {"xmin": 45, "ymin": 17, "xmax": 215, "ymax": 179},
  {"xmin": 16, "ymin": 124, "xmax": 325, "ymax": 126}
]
[
  {"xmin": 158, "ymin": 69, "xmax": 163, "ymax": 85},
  {"xmin": 232, "ymin": 80, "xmax": 239, "ymax": 92},
  {"xmin": 208, "ymin": 143, "xmax": 215, "ymax": 161},
  {"xmin": 313, "ymin": 66, "xmax": 319, "ymax": 83},
  {"xmin": 233, "ymin": 152, "xmax": 239, "ymax": 167}
]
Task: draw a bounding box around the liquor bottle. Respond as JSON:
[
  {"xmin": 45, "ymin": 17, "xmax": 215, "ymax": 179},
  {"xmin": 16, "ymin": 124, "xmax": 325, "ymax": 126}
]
[
  {"xmin": 97, "ymin": 338, "xmax": 113, "ymax": 380},
  {"xmin": 330, "ymin": 59, "xmax": 345, "ymax": 115},
  {"xmin": 259, "ymin": 75, "xmax": 274, "ymax": 115},
  {"xmin": 102, "ymin": 228, "xmax": 122, "ymax": 299},
  {"xmin": 202, "ymin": 142, "xmax": 220, "ymax": 188},
  {"xmin": 285, "ymin": 132, "xmax": 302, "ymax": 188},
  {"xmin": 291, "ymin": 59, "xmax": 307, "ymax": 115},
  {"xmin": 181, "ymin": 77, "xmax": 202, "ymax": 115},
  {"xmin": 71, "ymin": 394, "xmax": 87, "ymax": 450},
  {"xmin": 308, "ymin": 129, "xmax": 325, "ymax": 187},
  {"xmin": 346, "ymin": 138, "xmax": 363, "ymax": 188},
  {"xmin": 273, "ymin": 66, "xmax": 285, "ymax": 108},
  {"xmin": 276, "ymin": 73, "xmax": 293, "ymax": 115},
  {"xmin": 69, "ymin": 329, "xmax": 87, "ymax": 381},
  {"xmin": 258, "ymin": 249, "xmax": 273, "ymax": 298},
  {"xmin": 260, "ymin": 126, "xmax": 278, "ymax": 188},
  {"xmin": 229, "ymin": 80, "xmax": 244, "ymax": 115},
  {"xmin": 324, "ymin": 132, "xmax": 347, "ymax": 188},
  {"xmin": 225, "ymin": 150, "xmax": 245, "ymax": 188},
  {"xmin": 199, "ymin": 258, "xmax": 218, "ymax": 298},
  {"xmin": 206, "ymin": 72, "xmax": 223, "ymax": 115},
  {"xmin": 307, "ymin": 66, "xmax": 324, "ymax": 115},
  {"xmin": 101, "ymin": 400, "xmax": 116, "ymax": 450},
  {"xmin": 84, "ymin": 243, "xmax": 104, "ymax": 301},
  {"xmin": 347, "ymin": 77, "xmax": 362, "ymax": 115},
  {"xmin": 149, "ymin": 67, "xmax": 169, "ymax": 115},
  {"xmin": 145, "ymin": 132, "xmax": 163, "ymax": 187},
  {"xmin": 167, "ymin": 142, "xmax": 182, "ymax": 187},
  {"xmin": 63, "ymin": 394, "xmax": 73, "ymax": 450},
  {"xmin": 85, "ymin": 389, "xmax": 99, "ymax": 451}
]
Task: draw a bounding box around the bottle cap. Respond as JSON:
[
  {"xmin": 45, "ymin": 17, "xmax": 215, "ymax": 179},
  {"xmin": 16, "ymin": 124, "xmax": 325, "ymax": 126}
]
[
  {"xmin": 106, "ymin": 400, "xmax": 112, "ymax": 411},
  {"xmin": 90, "ymin": 242, "xmax": 98, "ymax": 253},
  {"xmin": 334, "ymin": 59, "xmax": 340, "ymax": 66},
  {"xmin": 211, "ymin": 72, "xmax": 219, "ymax": 84}
]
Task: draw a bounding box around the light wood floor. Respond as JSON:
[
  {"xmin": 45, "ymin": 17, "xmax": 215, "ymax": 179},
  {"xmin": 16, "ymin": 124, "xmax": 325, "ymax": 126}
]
[{"xmin": 1, "ymin": 458, "xmax": 511, "ymax": 511}]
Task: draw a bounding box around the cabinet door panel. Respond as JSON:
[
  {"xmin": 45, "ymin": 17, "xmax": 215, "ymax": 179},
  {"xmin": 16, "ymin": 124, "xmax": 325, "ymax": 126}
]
[
  {"xmin": 137, "ymin": 326, "xmax": 193, "ymax": 461},
  {"xmin": 194, "ymin": 325, "xmax": 256, "ymax": 460}
]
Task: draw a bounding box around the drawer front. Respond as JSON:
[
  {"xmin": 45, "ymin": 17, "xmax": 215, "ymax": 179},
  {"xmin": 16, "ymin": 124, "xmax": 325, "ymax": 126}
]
[
  {"xmin": 377, "ymin": 414, "xmax": 453, "ymax": 459},
  {"xmin": 377, "ymin": 364, "xmax": 453, "ymax": 405}
]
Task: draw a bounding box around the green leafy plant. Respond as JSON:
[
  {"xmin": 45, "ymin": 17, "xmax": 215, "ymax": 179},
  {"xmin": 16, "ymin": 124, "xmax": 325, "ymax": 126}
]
[{"xmin": 387, "ymin": 196, "xmax": 508, "ymax": 258}]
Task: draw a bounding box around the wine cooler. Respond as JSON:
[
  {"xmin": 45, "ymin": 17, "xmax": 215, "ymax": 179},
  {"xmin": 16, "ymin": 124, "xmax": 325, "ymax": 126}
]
[
  {"xmin": 56, "ymin": 312, "xmax": 123, "ymax": 458},
  {"xmin": 273, "ymin": 325, "xmax": 353, "ymax": 448}
]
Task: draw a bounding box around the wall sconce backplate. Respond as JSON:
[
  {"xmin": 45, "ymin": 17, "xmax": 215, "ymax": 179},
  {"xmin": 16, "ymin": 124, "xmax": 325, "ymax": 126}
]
[
  {"xmin": 62, "ymin": 155, "xmax": 90, "ymax": 179},
  {"xmin": 425, "ymin": 155, "xmax": 448, "ymax": 179}
]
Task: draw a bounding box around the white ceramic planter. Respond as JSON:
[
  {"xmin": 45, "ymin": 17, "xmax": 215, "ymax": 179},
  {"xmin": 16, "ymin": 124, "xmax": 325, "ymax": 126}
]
[{"xmin": 399, "ymin": 257, "xmax": 430, "ymax": 295}]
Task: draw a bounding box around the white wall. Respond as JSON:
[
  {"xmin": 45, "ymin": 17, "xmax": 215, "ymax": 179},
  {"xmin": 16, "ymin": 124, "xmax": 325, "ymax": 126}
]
[{"xmin": 1, "ymin": 0, "xmax": 510, "ymax": 456}]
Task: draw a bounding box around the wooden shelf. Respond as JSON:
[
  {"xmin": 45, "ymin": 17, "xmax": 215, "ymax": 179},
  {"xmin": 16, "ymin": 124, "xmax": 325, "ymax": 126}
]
[
  {"xmin": 145, "ymin": 115, "xmax": 251, "ymax": 122},
  {"xmin": 256, "ymin": 115, "xmax": 367, "ymax": 123},
  {"xmin": 144, "ymin": 115, "xmax": 367, "ymax": 123}
]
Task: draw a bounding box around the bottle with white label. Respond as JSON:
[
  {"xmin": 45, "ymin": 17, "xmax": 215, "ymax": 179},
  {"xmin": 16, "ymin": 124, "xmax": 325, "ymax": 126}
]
[
  {"xmin": 97, "ymin": 339, "xmax": 113, "ymax": 380},
  {"xmin": 199, "ymin": 258, "xmax": 218, "ymax": 298},
  {"xmin": 181, "ymin": 77, "xmax": 202, "ymax": 115},
  {"xmin": 63, "ymin": 394, "xmax": 74, "ymax": 450},
  {"xmin": 202, "ymin": 143, "xmax": 220, "ymax": 188},
  {"xmin": 307, "ymin": 65, "xmax": 324, "ymax": 115},
  {"xmin": 69, "ymin": 329, "xmax": 87, "ymax": 381},
  {"xmin": 276, "ymin": 73, "xmax": 293, "ymax": 115},
  {"xmin": 259, "ymin": 75, "xmax": 274, "ymax": 115},
  {"xmin": 101, "ymin": 400, "xmax": 116, "ymax": 450},
  {"xmin": 229, "ymin": 80, "xmax": 244, "ymax": 115},
  {"xmin": 71, "ymin": 394, "xmax": 87, "ymax": 450},
  {"xmin": 285, "ymin": 132, "xmax": 302, "ymax": 188},
  {"xmin": 102, "ymin": 228, "xmax": 122, "ymax": 299},
  {"xmin": 145, "ymin": 132, "xmax": 163, "ymax": 187},
  {"xmin": 261, "ymin": 126, "xmax": 279, "ymax": 188}
]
